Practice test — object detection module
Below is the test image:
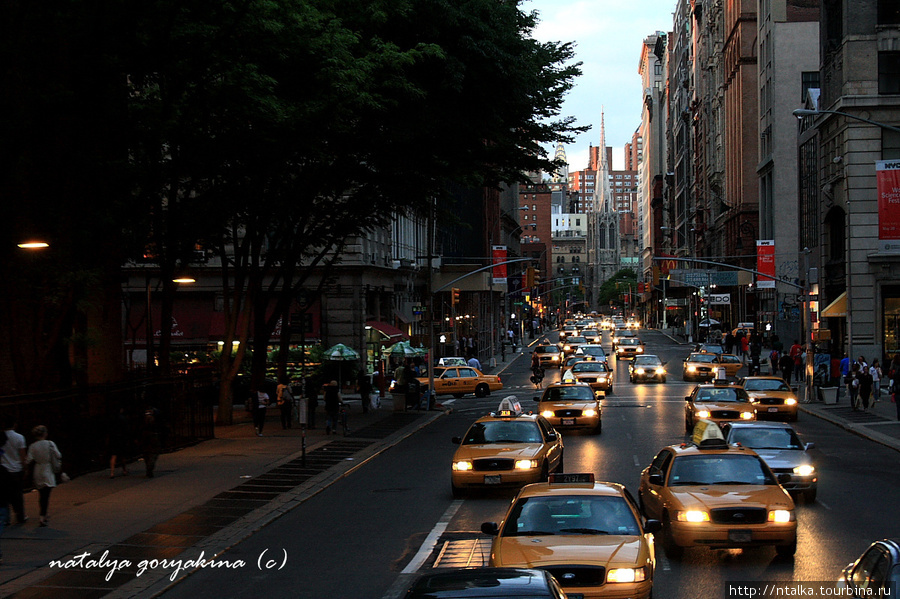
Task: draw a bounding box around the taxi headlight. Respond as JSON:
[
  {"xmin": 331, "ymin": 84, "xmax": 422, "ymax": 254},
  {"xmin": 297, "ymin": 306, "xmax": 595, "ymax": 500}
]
[
  {"xmin": 607, "ymin": 567, "xmax": 647, "ymax": 583},
  {"xmin": 583, "ymin": 408, "xmax": 597, "ymax": 417},
  {"xmin": 696, "ymin": 410, "xmax": 710, "ymax": 418},
  {"xmin": 563, "ymin": 345, "xmax": 571, "ymax": 351},
  {"xmin": 793, "ymin": 464, "xmax": 815, "ymax": 476},
  {"xmin": 768, "ymin": 509, "xmax": 794, "ymax": 523},
  {"xmin": 635, "ymin": 368, "xmax": 646, "ymax": 375},
  {"xmin": 452, "ymin": 461, "xmax": 473, "ymax": 471},
  {"xmin": 551, "ymin": 356, "xmax": 559, "ymax": 362},
  {"xmin": 687, "ymin": 365, "xmax": 697, "ymax": 373},
  {"xmin": 636, "ymin": 347, "xmax": 644, "ymax": 353},
  {"xmin": 655, "ymin": 367, "xmax": 667, "ymax": 375},
  {"xmin": 740, "ymin": 411, "xmax": 754, "ymax": 420},
  {"xmin": 785, "ymin": 398, "xmax": 797, "ymax": 406},
  {"xmin": 541, "ymin": 410, "xmax": 555, "ymax": 418},
  {"xmin": 514, "ymin": 459, "xmax": 539, "ymax": 470},
  {"xmin": 677, "ymin": 510, "xmax": 710, "ymax": 522}
]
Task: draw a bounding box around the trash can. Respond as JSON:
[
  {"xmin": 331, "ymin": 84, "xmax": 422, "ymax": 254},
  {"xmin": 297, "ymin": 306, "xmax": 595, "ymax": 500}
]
[{"xmin": 819, "ymin": 387, "xmax": 838, "ymax": 405}]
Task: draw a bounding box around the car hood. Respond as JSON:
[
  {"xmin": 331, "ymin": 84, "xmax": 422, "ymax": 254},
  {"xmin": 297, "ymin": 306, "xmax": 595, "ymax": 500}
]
[
  {"xmin": 751, "ymin": 449, "xmax": 811, "ymax": 470},
  {"xmin": 454, "ymin": 444, "xmax": 546, "ymax": 461},
  {"xmin": 746, "ymin": 390, "xmax": 796, "ymax": 400},
  {"xmin": 495, "ymin": 535, "xmax": 646, "ymax": 568},
  {"xmin": 540, "ymin": 400, "xmax": 597, "ymax": 410},
  {"xmin": 693, "ymin": 401, "xmax": 753, "ymax": 412},
  {"xmin": 668, "ymin": 485, "xmax": 793, "ymax": 510}
]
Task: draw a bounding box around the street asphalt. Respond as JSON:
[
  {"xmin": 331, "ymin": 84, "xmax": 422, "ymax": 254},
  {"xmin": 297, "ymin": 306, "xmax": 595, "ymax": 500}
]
[{"xmin": 0, "ymin": 335, "xmax": 896, "ymax": 598}]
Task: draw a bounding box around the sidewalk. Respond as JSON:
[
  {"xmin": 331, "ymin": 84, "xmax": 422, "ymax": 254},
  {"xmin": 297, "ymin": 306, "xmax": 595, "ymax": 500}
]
[
  {"xmin": 799, "ymin": 385, "xmax": 900, "ymax": 452},
  {"xmin": 0, "ymin": 398, "xmax": 445, "ymax": 598}
]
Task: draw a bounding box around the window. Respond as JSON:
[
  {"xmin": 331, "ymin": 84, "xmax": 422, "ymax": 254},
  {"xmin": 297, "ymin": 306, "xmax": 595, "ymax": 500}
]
[
  {"xmin": 879, "ymin": 52, "xmax": 900, "ymax": 94},
  {"xmin": 879, "ymin": 0, "xmax": 900, "ymax": 24},
  {"xmin": 524, "ymin": 215, "xmax": 529, "ymax": 221},
  {"xmin": 801, "ymin": 71, "xmax": 820, "ymax": 101},
  {"xmin": 576, "ymin": 219, "xmax": 581, "ymax": 226},
  {"xmin": 532, "ymin": 204, "xmax": 537, "ymax": 211}
]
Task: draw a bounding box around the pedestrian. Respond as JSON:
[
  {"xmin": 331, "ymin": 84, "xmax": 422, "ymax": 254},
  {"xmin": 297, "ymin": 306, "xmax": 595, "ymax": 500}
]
[
  {"xmin": 735, "ymin": 331, "xmax": 746, "ymax": 361},
  {"xmin": 0, "ymin": 429, "xmax": 10, "ymax": 563},
  {"xmin": 107, "ymin": 407, "xmax": 132, "ymax": 479},
  {"xmin": 840, "ymin": 353, "xmax": 851, "ymax": 378},
  {"xmin": 276, "ymin": 377, "xmax": 294, "ymax": 429},
  {"xmin": 306, "ymin": 378, "xmax": 319, "ymax": 429},
  {"xmin": 530, "ymin": 352, "xmax": 545, "ymax": 389},
  {"xmin": 324, "ymin": 380, "xmax": 341, "ymax": 435},
  {"xmin": 858, "ymin": 366, "xmax": 874, "ymax": 411},
  {"xmin": 252, "ymin": 387, "xmax": 270, "ymax": 436},
  {"xmin": 779, "ymin": 352, "xmax": 795, "ymax": 385},
  {"xmin": 140, "ymin": 408, "xmax": 163, "ymax": 477},
  {"xmin": 847, "ymin": 363, "xmax": 861, "ymax": 410},
  {"xmin": 724, "ymin": 331, "xmax": 735, "ymax": 354},
  {"xmin": 467, "ymin": 353, "xmax": 482, "ymax": 371},
  {"xmin": 871, "ymin": 359, "xmax": 883, "ymax": 403},
  {"xmin": 856, "ymin": 355, "xmax": 869, "ymax": 372},
  {"xmin": 1, "ymin": 415, "xmax": 27, "ymax": 525},
  {"xmin": 26, "ymin": 425, "xmax": 61, "ymax": 527},
  {"xmin": 357, "ymin": 369, "xmax": 372, "ymax": 414},
  {"xmin": 790, "ymin": 341, "xmax": 803, "ymax": 382},
  {"xmin": 749, "ymin": 334, "xmax": 762, "ymax": 375},
  {"xmin": 769, "ymin": 348, "xmax": 781, "ymax": 377},
  {"xmin": 890, "ymin": 354, "xmax": 900, "ymax": 420}
]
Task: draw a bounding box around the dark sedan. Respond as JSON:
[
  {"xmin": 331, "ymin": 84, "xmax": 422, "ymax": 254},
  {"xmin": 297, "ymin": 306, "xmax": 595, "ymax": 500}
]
[{"xmin": 406, "ymin": 567, "xmax": 568, "ymax": 598}]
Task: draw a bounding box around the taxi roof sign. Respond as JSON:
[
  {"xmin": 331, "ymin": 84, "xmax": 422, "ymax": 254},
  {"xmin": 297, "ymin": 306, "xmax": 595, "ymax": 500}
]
[
  {"xmin": 691, "ymin": 419, "xmax": 727, "ymax": 448},
  {"xmin": 548, "ymin": 473, "xmax": 595, "ymax": 484},
  {"xmin": 496, "ymin": 396, "xmax": 522, "ymax": 416},
  {"xmin": 562, "ymin": 370, "xmax": 576, "ymax": 383}
]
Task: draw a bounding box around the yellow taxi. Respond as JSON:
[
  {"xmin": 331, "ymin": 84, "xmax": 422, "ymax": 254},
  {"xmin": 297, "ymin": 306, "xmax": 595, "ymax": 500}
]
[
  {"xmin": 682, "ymin": 352, "xmax": 743, "ymax": 382},
  {"xmin": 535, "ymin": 380, "xmax": 602, "ymax": 433},
  {"xmin": 568, "ymin": 360, "xmax": 614, "ymax": 394},
  {"xmin": 615, "ymin": 337, "xmax": 644, "ymax": 360},
  {"xmin": 533, "ymin": 344, "xmax": 563, "ymax": 369},
  {"xmin": 560, "ymin": 325, "xmax": 579, "ymax": 340},
  {"xmin": 417, "ymin": 366, "xmax": 503, "ymax": 399},
  {"xmin": 451, "ymin": 398, "xmax": 564, "ymax": 498},
  {"xmin": 482, "ymin": 473, "xmax": 659, "ymax": 599},
  {"xmin": 740, "ymin": 376, "xmax": 799, "ymax": 422},
  {"xmin": 684, "ymin": 381, "xmax": 755, "ymax": 433},
  {"xmin": 638, "ymin": 420, "xmax": 797, "ymax": 560},
  {"xmin": 561, "ymin": 336, "xmax": 588, "ymax": 357}
]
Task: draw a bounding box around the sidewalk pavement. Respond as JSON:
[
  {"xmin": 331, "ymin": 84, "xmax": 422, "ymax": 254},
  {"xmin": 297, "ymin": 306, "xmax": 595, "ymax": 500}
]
[{"xmin": 0, "ymin": 398, "xmax": 445, "ymax": 598}]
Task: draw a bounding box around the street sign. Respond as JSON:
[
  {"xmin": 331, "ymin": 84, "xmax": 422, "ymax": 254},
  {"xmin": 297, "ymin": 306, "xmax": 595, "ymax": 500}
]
[{"xmin": 709, "ymin": 294, "xmax": 731, "ymax": 305}]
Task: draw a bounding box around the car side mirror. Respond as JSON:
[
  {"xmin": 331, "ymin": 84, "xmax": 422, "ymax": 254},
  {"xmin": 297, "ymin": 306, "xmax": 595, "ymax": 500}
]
[
  {"xmin": 777, "ymin": 473, "xmax": 792, "ymax": 485},
  {"xmin": 546, "ymin": 432, "xmax": 558, "ymax": 441},
  {"xmin": 452, "ymin": 436, "xmax": 461, "ymax": 445},
  {"xmin": 805, "ymin": 442, "xmax": 815, "ymax": 451},
  {"xmin": 481, "ymin": 522, "xmax": 499, "ymax": 536},
  {"xmin": 644, "ymin": 519, "xmax": 662, "ymax": 534},
  {"xmin": 648, "ymin": 473, "xmax": 663, "ymax": 486},
  {"xmin": 685, "ymin": 396, "xmax": 691, "ymax": 402}
]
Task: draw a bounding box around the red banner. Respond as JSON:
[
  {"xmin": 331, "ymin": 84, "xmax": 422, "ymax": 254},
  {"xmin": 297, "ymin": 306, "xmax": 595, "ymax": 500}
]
[
  {"xmin": 877, "ymin": 160, "xmax": 900, "ymax": 245},
  {"xmin": 757, "ymin": 240, "xmax": 775, "ymax": 289},
  {"xmin": 492, "ymin": 245, "xmax": 507, "ymax": 284}
]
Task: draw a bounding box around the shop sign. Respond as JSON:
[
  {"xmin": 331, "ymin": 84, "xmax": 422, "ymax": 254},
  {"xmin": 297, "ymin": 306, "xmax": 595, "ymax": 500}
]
[{"xmin": 757, "ymin": 241, "xmax": 776, "ymax": 289}]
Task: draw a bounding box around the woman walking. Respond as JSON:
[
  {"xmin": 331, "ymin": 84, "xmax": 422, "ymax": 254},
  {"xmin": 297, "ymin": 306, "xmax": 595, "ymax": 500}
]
[
  {"xmin": 870, "ymin": 359, "xmax": 883, "ymax": 403},
  {"xmin": 26, "ymin": 425, "xmax": 61, "ymax": 527}
]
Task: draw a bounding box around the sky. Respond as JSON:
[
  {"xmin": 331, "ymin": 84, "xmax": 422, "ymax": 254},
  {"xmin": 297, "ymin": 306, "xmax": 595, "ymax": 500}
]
[{"xmin": 528, "ymin": 0, "xmax": 676, "ymax": 171}]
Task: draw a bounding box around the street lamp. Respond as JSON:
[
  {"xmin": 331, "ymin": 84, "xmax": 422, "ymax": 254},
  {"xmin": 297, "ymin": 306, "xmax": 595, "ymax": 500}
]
[{"xmin": 792, "ymin": 108, "xmax": 900, "ymax": 134}]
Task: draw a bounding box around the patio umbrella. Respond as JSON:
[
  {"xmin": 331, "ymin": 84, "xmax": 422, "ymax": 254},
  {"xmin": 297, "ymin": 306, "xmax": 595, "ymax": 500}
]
[
  {"xmin": 382, "ymin": 340, "xmax": 420, "ymax": 359},
  {"xmin": 324, "ymin": 343, "xmax": 360, "ymax": 387},
  {"xmin": 698, "ymin": 318, "xmax": 721, "ymax": 327}
]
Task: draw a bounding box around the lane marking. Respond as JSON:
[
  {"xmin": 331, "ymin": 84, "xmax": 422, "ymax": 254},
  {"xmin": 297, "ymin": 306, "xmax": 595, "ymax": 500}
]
[
  {"xmin": 816, "ymin": 500, "xmax": 831, "ymax": 510},
  {"xmin": 633, "ymin": 455, "xmax": 640, "ymax": 467},
  {"xmin": 401, "ymin": 500, "xmax": 464, "ymax": 574}
]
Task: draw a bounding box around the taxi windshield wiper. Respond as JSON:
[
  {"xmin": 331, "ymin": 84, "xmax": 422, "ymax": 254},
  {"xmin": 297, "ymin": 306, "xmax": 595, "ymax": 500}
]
[
  {"xmin": 672, "ymin": 480, "xmax": 709, "ymax": 486},
  {"xmin": 715, "ymin": 480, "xmax": 753, "ymax": 485},
  {"xmin": 519, "ymin": 530, "xmax": 556, "ymax": 536},
  {"xmin": 559, "ymin": 528, "xmax": 609, "ymax": 535}
]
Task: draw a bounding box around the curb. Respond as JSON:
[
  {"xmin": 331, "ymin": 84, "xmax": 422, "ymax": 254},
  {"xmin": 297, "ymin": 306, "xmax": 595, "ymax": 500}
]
[{"xmin": 798, "ymin": 403, "xmax": 900, "ymax": 454}]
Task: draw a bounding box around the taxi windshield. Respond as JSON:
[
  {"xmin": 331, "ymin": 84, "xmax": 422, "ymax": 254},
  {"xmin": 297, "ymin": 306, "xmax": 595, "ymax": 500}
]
[
  {"xmin": 695, "ymin": 388, "xmax": 749, "ymax": 403},
  {"xmin": 581, "ymin": 346, "xmax": 606, "ymax": 357},
  {"xmin": 462, "ymin": 421, "xmax": 543, "ymax": 444},
  {"xmin": 543, "ymin": 386, "xmax": 595, "ymax": 402},
  {"xmin": 572, "ymin": 362, "xmax": 608, "ymax": 373},
  {"xmin": 535, "ymin": 346, "xmax": 559, "ymax": 354},
  {"xmin": 618, "ymin": 338, "xmax": 641, "ymax": 346},
  {"xmin": 729, "ymin": 427, "xmax": 804, "ymax": 450},
  {"xmin": 503, "ymin": 496, "xmax": 641, "ymax": 537},
  {"xmin": 743, "ymin": 379, "xmax": 791, "ymax": 392},
  {"xmin": 689, "ymin": 353, "xmax": 717, "ymax": 363},
  {"xmin": 669, "ymin": 455, "xmax": 775, "ymax": 486},
  {"xmin": 634, "ymin": 356, "xmax": 662, "ymax": 367}
]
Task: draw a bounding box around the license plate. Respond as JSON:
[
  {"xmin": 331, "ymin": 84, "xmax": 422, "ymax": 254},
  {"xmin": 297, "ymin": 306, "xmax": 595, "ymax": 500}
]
[
  {"xmin": 484, "ymin": 475, "xmax": 501, "ymax": 485},
  {"xmin": 567, "ymin": 595, "xmax": 584, "ymax": 599},
  {"xmin": 729, "ymin": 529, "xmax": 752, "ymax": 543},
  {"xmin": 768, "ymin": 407, "xmax": 779, "ymax": 412},
  {"xmin": 562, "ymin": 418, "xmax": 575, "ymax": 425}
]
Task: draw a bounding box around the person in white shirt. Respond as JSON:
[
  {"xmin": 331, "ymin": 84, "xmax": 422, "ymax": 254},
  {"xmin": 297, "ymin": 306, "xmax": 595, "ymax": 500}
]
[
  {"xmin": 2, "ymin": 416, "xmax": 27, "ymax": 525},
  {"xmin": 467, "ymin": 355, "xmax": 482, "ymax": 371}
]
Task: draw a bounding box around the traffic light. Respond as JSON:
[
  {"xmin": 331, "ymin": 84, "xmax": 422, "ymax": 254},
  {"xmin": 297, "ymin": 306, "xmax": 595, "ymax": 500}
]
[
  {"xmin": 451, "ymin": 287, "xmax": 460, "ymax": 307},
  {"xmin": 525, "ymin": 267, "xmax": 535, "ymax": 288},
  {"xmin": 533, "ymin": 268, "xmax": 541, "ymax": 288}
]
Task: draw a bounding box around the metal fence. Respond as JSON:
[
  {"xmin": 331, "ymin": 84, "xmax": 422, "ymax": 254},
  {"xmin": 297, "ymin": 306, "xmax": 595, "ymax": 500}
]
[{"xmin": 0, "ymin": 375, "xmax": 216, "ymax": 478}]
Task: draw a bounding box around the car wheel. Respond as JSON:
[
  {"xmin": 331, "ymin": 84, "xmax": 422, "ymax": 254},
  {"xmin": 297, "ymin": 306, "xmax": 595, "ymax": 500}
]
[
  {"xmin": 790, "ymin": 412, "xmax": 798, "ymax": 422},
  {"xmin": 638, "ymin": 491, "xmax": 647, "ymax": 515},
  {"xmin": 661, "ymin": 514, "xmax": 684, "ymax": 560},
  {"xmin": 540, "ymin": 461, "xmax": 550, "ymax": 483},
  {"xmin": 661, "ymin": 377, "xmax": 667, "ymax": 384},
  {"xmin": 803, "ymin": 488, "xmax": 817, "ymax": 503},
  {"xmin": 554, "ymin": 451, "xmax": 564, "ymax": 473},
  {"xmin": 474, "ymin": 384, "xmax": 489, "ymax": 398},
  {"xmin": 775, "ymin": 539, "xmax": 797, "ymax": 558},
  {"xmin": 451, "ymin": 484, "xmax": 465, "ymax": 500},
  {"xmin": 452, "ymin": 393, "xmax": 465, "ymax": 398},
  {"xmin": 608, "ymin": 386, "xmax": 613, "ymax": 395},
  {"xmin": 630, "ymin": 375, "xmax": 635, "ymax": 383},
  {"xmin": 596, "ymin": 418, "xmax": 602, "ymax": 434}
]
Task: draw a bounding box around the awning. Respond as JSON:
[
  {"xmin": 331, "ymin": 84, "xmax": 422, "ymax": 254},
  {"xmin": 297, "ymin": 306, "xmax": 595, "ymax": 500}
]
[
  {"xmin": 366, "ymin": 320, "xmax": 409, "ymax": 341},
  {"xmin": 820, "ymin": 291, "xmax": 847, "ymax": 318}
]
